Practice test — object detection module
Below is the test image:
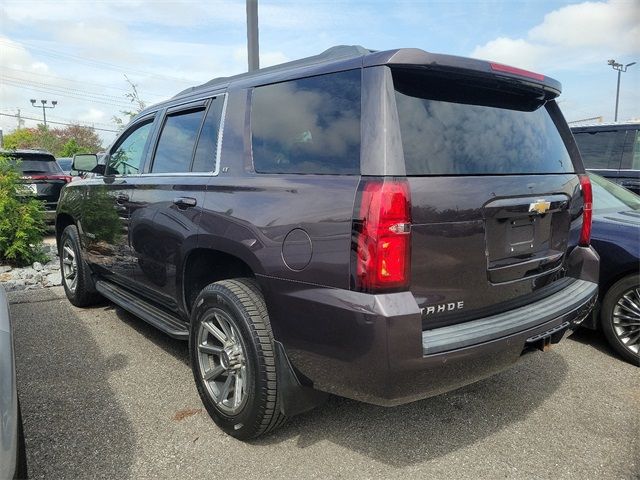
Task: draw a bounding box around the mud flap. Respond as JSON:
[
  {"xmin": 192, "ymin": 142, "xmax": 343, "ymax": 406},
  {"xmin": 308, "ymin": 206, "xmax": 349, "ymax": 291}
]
[{"xmin": 274, "ymin": 341, "xmax": 328, "ymax": 417}]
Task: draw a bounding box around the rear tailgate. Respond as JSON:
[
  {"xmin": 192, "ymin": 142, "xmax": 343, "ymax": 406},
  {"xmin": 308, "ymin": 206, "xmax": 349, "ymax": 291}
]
[
  {"xmin": 391, "ymin": 66, "xmax": 586, "ymax": 328},
  {"xmin": 10, "ymin": 153, "xmax": 68, "ymax": 209}
]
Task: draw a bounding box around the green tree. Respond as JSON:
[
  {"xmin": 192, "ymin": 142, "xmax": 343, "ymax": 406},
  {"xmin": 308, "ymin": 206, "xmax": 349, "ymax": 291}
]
[
  {"xmin": 2, "ymin": 124, "xmax": 102, "ymax": 157},
  {"xmin": 2, "ymin": 128, "xmax": 38, "ymax": 150},
  {"xmin": 59, "ymin": 139, "xmax": 89, "ymax": 157},
  {"xmin": 112, "ymin": 75, "xmax": 147, "ymax": 129},
  {"xmin": 0, "ymin": 155, "xmax": 47, "ymax": 266}
]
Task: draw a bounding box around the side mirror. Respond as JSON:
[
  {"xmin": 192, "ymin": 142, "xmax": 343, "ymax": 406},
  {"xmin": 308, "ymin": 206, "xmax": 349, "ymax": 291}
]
[{"xmin": 72, "ymin": 153, "xmax": 98, "ymax": 172}]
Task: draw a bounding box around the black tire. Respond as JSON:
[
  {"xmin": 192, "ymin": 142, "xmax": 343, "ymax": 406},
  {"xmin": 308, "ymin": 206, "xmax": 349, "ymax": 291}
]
[
  {"xmin": 59, "ymin": 225, "xmax": 101, "ymax": 307},
  {"xmin": 15, "ymin": 401, "xmax": 27, "ymax": 480},
  {"xmin": 189, "ymin": 278, "xmax": 286, "ymax": 440},
  {"xmin": 600, "ymin": 274, "xmax": 640, "ymax": 366}
]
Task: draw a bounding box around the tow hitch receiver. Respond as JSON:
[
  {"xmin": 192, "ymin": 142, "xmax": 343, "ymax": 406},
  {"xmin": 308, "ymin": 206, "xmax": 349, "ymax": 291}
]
[{"xmin": 525, "ymin": 321, "xmax": 570, "ymax": 352}]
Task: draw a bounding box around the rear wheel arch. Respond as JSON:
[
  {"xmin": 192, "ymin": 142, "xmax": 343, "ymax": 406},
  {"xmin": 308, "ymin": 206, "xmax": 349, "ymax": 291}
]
[
  {"xmin": 182, "ymin": 248, "xmax": 257, "ymax": 314},
  {"xmin": 599, "ymin": 265, "xmax": 640, "ymax": 301},
  {"xmin": 55, "ymin": 213, "xmax": 76, "ymax": 245}
]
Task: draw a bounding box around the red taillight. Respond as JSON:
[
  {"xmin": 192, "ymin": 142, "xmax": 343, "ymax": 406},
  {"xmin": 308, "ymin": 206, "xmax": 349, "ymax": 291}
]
[
  {"xmin": 354, "ymin": 178, "xmax": 411, "ymax": 292},
  {"xmin": 489, "ymin": 62, "xmax": 545, "ymax": 81},
  {"xmin": 579, "ymin": 174, "xmax": 592, "ymax": 246},
  {"xmin": 28, "ymin": 174, "xmax": 72, "ymax": 183}
]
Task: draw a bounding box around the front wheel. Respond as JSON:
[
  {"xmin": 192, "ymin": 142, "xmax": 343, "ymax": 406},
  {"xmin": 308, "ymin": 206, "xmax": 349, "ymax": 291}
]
[
  {"xmin": 59, "ymin": 225, "xmax": 101, "ymax": 307},
  {"xmin": 189, "ymin": 278, "xmax": 286, "ymax": 439},
  {"xmin": 600, "ymin": 274, "xmax": 640, "ymax": 366}
]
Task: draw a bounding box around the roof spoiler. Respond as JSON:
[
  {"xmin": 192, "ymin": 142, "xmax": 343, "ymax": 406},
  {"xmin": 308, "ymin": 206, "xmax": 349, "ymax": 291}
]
[{"xmin": 364, "ymin": 49, "xmax": 562, "ymax": 99}]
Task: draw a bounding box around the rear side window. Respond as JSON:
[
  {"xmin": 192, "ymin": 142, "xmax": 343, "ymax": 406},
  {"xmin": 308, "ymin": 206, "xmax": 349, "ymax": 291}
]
[
  {"xmin": 572, "ymin": 130, "xmax": 625, "ymax": 170},
  {"xmin": 621, "ymin": 130, "xmax": 640, "ymax": 170},
  {"xmin": 393, "ymin": 70, "xmax": 573, "ymax": 175},
  {"xmin": 251, "ymin": 69, "xmax": 361, "ymax": 174},
  {"xmin": 192, "ymin": 96, "xmax": 225, "ymax": 172},
  {"xmin": 629, "ymin": 130, "xmax": 640, "ymax": 170},
  {"xmin": 152, "ymin": 109, "xmax": 205, "ymax": 173}
]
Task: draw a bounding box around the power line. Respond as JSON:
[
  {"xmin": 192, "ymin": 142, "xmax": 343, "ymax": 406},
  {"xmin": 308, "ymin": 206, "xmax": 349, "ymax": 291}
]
[
  {"xmin": 0, "ymin": 112, "xmax": 119, "ymax": 133},
  {"xmin": 0, "ymin": 39, "xmax": 194, "ymax": 84},
  {"xmin": 0, "ymin": 66, "xmax": 168, "ymax": 98},
  {"xmin": 2, "ymin": 79, "xmax": 133, "ymax": 108},
  {"xmin": 3, "ymin": 76, "xmax": 134, "ymax": 104}
]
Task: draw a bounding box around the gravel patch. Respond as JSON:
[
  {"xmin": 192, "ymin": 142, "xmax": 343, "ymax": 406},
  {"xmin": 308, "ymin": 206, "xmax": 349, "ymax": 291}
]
[{"xmin": 0, "ymin": 242, "xmax": 61, "ymax": 292}]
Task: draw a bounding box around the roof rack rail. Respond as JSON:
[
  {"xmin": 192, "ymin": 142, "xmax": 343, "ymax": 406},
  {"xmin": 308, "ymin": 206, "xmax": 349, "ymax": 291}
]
[{"xmin": 173, "ymin": 45, "xmax": 373, "ymax": 98}]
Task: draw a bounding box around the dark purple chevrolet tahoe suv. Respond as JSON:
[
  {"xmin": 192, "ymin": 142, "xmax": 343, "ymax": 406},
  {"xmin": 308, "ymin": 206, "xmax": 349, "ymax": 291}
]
[{"xmin": 57, "ymin": 46, "xmax": 599, "ymax": 439}]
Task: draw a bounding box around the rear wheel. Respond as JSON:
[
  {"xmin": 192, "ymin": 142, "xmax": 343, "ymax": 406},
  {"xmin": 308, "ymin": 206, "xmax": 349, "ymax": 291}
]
[
  {"xmin": 59, "ymin": 225, "xmax": 101, "ymax": 307},
  {"xmin": 600, "ymin": 275, "xmax": 640, "ymax": 366},
  {"xmin": 189, "ymin": 278, "xmax": 286, "ymax": 439}
]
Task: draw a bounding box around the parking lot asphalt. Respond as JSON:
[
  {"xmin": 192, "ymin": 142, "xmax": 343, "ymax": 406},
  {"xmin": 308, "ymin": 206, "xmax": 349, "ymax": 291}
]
[{"xmin": 9, "ymin": 286, "xmax": 639, "ymax": 480}]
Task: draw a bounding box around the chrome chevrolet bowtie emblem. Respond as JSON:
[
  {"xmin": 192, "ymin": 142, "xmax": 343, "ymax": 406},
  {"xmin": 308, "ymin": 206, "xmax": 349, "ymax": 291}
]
[{"xmin": 529, "ymin": 200, "xmax": 551, "ymax": 214}]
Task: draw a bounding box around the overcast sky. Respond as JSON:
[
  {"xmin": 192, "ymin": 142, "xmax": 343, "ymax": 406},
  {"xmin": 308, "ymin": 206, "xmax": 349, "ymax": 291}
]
[{"xmin": 1, "ymin": 0, "xmax": 638, "ymax": 146}]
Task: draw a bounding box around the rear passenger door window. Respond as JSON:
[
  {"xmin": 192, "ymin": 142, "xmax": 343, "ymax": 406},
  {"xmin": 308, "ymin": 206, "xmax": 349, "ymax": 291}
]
[
  {"xmin": 109, "ymin": 120, "xmax": 154, "ymax": 175},
  {"xmin": 572, "ymin": 130, "xmax": 625, "ymax": 170},
  {"xmin": 151, "ymin": 108, "xmax": 206, "ymax": 173},
  {"xmin": 251, "ymin": 69, "xmax": 361, "ymax": 174}
]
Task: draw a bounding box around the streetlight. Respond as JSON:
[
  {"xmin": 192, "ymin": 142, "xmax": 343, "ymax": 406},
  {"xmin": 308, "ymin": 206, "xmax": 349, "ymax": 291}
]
[
  {"xmin": 29, "ymin": 99, "xmax": 57, "ymax": 127},
  {"xmin": 607, "ymin": 59, "xmax": 636, "ymax": 122}
]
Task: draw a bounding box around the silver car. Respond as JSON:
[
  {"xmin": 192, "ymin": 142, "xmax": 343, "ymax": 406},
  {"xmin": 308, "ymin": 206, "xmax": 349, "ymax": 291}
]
[{"xmin": 0, "ymin": 286, "xmax": 27, "ymax": 479}]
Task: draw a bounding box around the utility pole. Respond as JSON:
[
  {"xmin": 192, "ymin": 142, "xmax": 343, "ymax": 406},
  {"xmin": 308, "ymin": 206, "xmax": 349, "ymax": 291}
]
[
  {"xmin": 607, "ymin": 59, "xmax": 636, "ymax": 122},
  {"xmin": 246, "ymin": 0, "xmax": 259, "ymax": 71},
  {"xmin": 30, "ymin": 99, "xmax": 57, "ymax": 127},
  {"xmin": 16, "ymin": 108, "xmax": 23, "ymax": 129}
]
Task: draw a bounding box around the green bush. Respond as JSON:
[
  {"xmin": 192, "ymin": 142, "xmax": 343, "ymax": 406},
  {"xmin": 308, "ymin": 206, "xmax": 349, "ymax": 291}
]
[{"xmin": 0, "ymin": 155, "xmax": 47, "ymax": 266}]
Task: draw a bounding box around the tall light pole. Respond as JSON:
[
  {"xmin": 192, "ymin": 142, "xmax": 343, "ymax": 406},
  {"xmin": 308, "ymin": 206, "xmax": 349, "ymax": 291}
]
[
  {"xmin": 29, "ymin": 99, "xmax": 57, "ymax": 127},
  {"xmin": 246, "ymin": 0, "xmax": 259, "ymax": 72},
  {"xmin": 607, "ymin": 60, "xmax": 636, "ymax": 122}
]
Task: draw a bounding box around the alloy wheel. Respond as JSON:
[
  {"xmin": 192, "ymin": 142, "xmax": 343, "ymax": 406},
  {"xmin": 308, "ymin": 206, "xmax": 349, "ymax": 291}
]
[
  {"xmin": 61, "ymin": 239, "xmax": 78, "ymax": 293},
  {"xmin": 612, "ymin": 286, "xmax": 640, "ymax": 356},
  {"xmin": 196, "ymin": 308, "xmax": 248, "ymax": 415}
]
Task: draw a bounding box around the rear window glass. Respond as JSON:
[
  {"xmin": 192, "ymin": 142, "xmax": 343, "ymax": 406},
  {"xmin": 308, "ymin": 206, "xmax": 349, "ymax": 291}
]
[
  {"xmin": 393, "ymin": 71, "xmax": 574, "ymax": 175},
  {"xmin": 572, "ymin": 130, "xmax": 625, "ymax": 170},
  {"xmin": 251, "ymin": 69, "xmax": 361, "ymax": 175},
  {"xmin": 6, "ymin": 154, "xmax": 61, "ymax": 174}
]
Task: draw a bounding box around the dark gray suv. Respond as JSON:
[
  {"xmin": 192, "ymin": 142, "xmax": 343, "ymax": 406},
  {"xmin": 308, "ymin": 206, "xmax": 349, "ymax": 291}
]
[{"xmin": 56, "ymin": 46, "xmax": 599, "ymax": 439}]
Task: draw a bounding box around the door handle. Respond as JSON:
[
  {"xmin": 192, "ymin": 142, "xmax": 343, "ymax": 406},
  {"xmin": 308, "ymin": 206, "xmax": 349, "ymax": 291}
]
[
  {"xmin": 173, "ymin": 197, "xmax": 197, "ymax": 209},
  {"xmin": 115, "ymin": 193, "xmax": 129, "ymax": 204}
]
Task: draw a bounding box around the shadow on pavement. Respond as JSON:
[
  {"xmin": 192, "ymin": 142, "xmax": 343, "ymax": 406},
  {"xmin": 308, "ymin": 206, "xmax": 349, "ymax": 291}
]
[
  {"xmin": 48, "ymin": 293, "xmax": 569, "ymax": 470},
  {"xmin": 567, "ymin": 327, "xmax": 623, "ymax": 362},
  {"xmin": 11, "ymin": 297, "xmax": 136, "ymax": 479},
  {"xmin": 111, "ymin": 306, "xmax": 190, "ymax": 366},
  {"xmin": 255, "ymin": 351, "xmax": 568, "ymax": 467}
]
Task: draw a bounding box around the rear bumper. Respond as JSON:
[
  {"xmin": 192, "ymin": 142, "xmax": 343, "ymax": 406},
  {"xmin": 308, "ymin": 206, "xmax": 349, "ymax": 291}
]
[{"xmin": 260, "ymin": 274, "xmax": 598, "ymax": 407}]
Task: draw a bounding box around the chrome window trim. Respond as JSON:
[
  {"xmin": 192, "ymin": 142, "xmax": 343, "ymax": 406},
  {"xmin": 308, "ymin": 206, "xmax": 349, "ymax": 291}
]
[{"xmin": 134, "ymin": 93, "xmax": 227, "ymax": 178}]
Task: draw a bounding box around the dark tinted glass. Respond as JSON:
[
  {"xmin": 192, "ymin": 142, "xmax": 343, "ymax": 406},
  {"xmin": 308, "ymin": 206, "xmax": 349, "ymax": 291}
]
[
  {"xmin": 110, "ymin": 121, "xmax": 153, "ymax": 175},
  {"xmin": 393, "ymin": 73, "xmax": 573, "ymax": 175},
  {"xmin": 572, "ymin": 130, "xmax": 625, "ymax": 169},
  {"xmin": 15, "ymin": 159, "xmax": 62, "ymax": 174},
  {"xmin": 251, "ymin": 69, "xmax": 361, "ymax": 174},
  {"xmin": 630, "ymin": 130, "xmax": 639, "ymax": 170},
  {"xmin": 590, "ymin": 173, "xmax": 640, "ymax": 212},
  {"xmin": 57, "ymin": 158, "xmax": 73, "ymax": 172},
  {"xmin": 152, "ymin": 109, "xmax": 205, "ymax": 173},
  {"xmin": 192, "ymin": 97, "xmax": 224, "ymax": 172}
]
